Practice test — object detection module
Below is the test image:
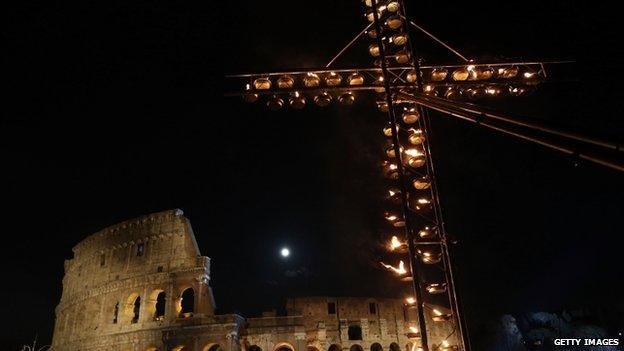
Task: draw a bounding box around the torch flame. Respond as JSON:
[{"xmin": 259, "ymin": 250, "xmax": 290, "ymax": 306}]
[
  {"xmin": 389, "ymin": 236, "xmax": 404, "ymax": 250},
  {"xmin": 405, "ymin": 297, "xmax": 416, "ymax": 304},
  {"xmin": 380, "ymin": 260, "xmax": 407, "ymax": 275},
  {"xmin": 405, "ymin": 148, "xmax": 423, "ymax": 157}
]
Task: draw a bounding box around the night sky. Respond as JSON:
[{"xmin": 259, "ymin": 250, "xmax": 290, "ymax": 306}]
[{"xmin": 4, "ymin": 0, "xmax": 623, "ymax": 348}]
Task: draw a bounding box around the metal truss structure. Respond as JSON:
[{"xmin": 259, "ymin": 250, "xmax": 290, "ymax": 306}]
[{"xmin": 225, "ymin": 2, "xmax": 624, "ymax": 351}]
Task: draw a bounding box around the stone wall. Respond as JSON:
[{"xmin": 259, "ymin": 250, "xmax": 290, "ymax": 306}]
[
  {"xmin": 52, "ymin": 209, "xmax": 216, "ymax": 351},
  {"xmin": 52, "ymin": 210, "xmax": 459, "ymax": 351},
  {"xmin": 284, "ymin": 297, "xmax": 458, "ymax": 351}
]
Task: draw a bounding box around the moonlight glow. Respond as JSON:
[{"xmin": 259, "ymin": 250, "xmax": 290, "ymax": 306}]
[{"xmin": 280, "ymin": 247, "xmax": 290, "ymax": 257}]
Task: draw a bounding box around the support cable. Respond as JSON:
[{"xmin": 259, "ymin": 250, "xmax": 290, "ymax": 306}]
[
  {"xmin": 408, "ymin": 21, "xmax": 470, "ymax": 62},
  {"xmin": 326, "ymin": 23, "xmax": 374, "ymax": 68}
]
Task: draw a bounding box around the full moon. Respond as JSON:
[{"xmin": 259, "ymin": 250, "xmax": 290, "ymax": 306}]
[{"xmin": 280, "ymin": 247, "xmax": 290, "ymax": 257}]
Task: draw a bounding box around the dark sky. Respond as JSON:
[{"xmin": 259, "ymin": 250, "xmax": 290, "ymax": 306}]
[{"xmin": 3, "ymin": 0, "xmax": 624, "ymax": 348}]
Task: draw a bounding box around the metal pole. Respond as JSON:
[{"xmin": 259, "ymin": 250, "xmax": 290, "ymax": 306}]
[
  {"xmin": 397, "ymin": 91, "xmax": 624, "ymax": 173},
  {"xmin": 399, "ymin": 1, "xmax": 470, "ymax": 349},
  {"xmin": 370, "ymin": 2, "xmax": 430, "ymax": 351},
  {"xmin": 418, "ymin": 94, "xmax": 623, "ymax": 153}
]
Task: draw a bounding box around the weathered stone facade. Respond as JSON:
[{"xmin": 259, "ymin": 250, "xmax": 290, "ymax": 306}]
[{"xmin": 52, "ymin": 210, "xmax": 457, "ymax": 351}]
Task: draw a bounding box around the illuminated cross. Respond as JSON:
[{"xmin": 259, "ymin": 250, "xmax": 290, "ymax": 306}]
[{"xmin": 225, "ymin": 2, "xmax": 623, "ymax": 351}]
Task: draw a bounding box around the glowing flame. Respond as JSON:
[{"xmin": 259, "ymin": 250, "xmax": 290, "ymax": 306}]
[
  {"xmin": 405, "ymin": 148, "xmax": 423, "ymax": 157},
  {"xmin": 433, "ymin": 308, "xmax": 443, "ymax": 316},
  {"xmin": 389, "ymin": 164, "xmax": 398, "ymax": 170},
  {"xmin": 386, "ymin": 214, "xmax": 398, "ymax": 221},
  {"xmin": 388, "ymin": 190, "xmax": 396, "ymax": 197},
  {"xmin": 417, "ymin": 198, "xmax": 430, "ymax": 204},
  {"xmin": 523, "ymin": 71, "xmax": 536, "ymax": 78},
  {"xmin": 245, "ymin": 83, "xmax": 251, "ymax": 90},
  {"xmin": 405, "ymin": 297, "xmax": 416, "ymax": 304},
  {"xmin": 380, "ymin": 260, "xmax": 407, "ymax": 275},
  {"xmin": 390, "ymin": 236, "xmax": 404, "ymax": 250}
]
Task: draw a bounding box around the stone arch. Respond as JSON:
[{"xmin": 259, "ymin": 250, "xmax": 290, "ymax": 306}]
[
  {"xmin": 179, "ymin": 287, "xmax": 195, "ymax": 317},
  {"xmin": 371, "ymin": 343, "xmax": 383, "ymax": 351},
  {"xmin": 147, "ymin": 289, "xmax": 166, "ymax": 321},
  {"xmin": 328, "ymin": 345, "xmax": 341, "ymax": 351},
  {"xmin": 124, "ymin": 293, "xmax": 141, "ymax": 323},
  {"xmin": 350, "ymin": 345, "xmax": 364, "ymax": 351},
  {"xmin": 203, "ymin": 344, "xmax": 224, "ymax": 351},
  {"xmin": 274, "ymin": 342, "xmax": 296, "ymax": 351},
  {"xmin": 389, "ymin": 343, "xmax": 400, "ymax": 351}
]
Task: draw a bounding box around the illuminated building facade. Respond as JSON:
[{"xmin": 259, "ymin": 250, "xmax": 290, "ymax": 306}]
[{"xmin": 52, "ymin": 210, "xmax": 456, "ymax": 351}]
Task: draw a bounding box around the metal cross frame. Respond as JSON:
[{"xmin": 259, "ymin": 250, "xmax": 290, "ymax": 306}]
[{"xmin": 225, "ymin": 2, "xmax": 624, "ymax": 351}]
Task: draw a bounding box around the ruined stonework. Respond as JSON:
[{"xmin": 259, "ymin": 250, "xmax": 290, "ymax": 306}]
[{"xmin": 52, "ymin": 210, "xmax": 457, "ymax": 351}]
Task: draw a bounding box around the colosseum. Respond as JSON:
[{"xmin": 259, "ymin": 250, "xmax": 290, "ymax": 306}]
[{"xmin": 52, "ymin": 209, "xmax": 458, "ymax": 351}]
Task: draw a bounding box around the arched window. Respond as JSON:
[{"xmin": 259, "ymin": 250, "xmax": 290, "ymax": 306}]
[
  {"xmin": 350, "ymin": 345, "xmax": 363, "ymax": 351},
  {"xmin": 132, "ymin": 296, "xmax": 141, "ymax": 323},
  {"xmin": 348, "ymin": 325, "xmax": 363, "ymax": 340},
  {"xmin": 113, "ymin": 302, "xmax": 119, "ymax": 324},
  {"xmin": 154, "ymin": 292, "xmax": 166, "ymax": 320},
  {"xmin": 371, "ymin": 343, "xmax": 383, "ymax": 351},
  {"xmin": 274, "ymin": 343, "xmax": 295, "ymax": 351},
  {"xmin": 180, "ymin": 287, "xmax": 195, "ymax": 317},
  {"xmin": 389, "ymin": 344, "xmax": 400, "ymax": 351},
  {"xmin": 328, "ymin": 345, "xmax": 341, "ymax": 351},
  {"xmin": 249, "ymin": 345, "xmax": 263, "ymax": 351}
]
